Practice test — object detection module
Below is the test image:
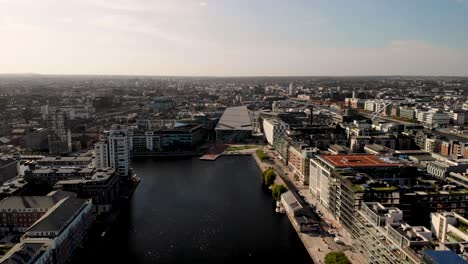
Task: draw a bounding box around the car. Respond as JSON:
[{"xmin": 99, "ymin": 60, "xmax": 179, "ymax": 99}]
[{"xmin": 334, "ymin": 237, "xmax": 345, "ymax": 245}]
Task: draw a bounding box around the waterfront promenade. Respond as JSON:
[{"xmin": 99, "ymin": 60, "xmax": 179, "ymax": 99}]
[{"xmin": 235, "ymin": 145, "xmax": 366, "ymax": 264}]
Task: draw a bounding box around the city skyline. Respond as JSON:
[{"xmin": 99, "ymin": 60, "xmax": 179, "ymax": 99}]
[{"xmin": 1, "ymin": 0, "xmax": 468, "ymax": 76}]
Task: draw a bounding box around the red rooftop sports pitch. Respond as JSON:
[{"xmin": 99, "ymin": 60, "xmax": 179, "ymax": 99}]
[{"xmin": 319, "ymin": 154, "xmax": 403, "ymax": 168}]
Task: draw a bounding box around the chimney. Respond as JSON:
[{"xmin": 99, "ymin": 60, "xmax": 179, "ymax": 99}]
[{"xmin": 309, "ymin": 106, "xmax": 314, "ymax": 124}]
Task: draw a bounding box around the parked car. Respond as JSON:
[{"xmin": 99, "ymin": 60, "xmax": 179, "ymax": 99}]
[{"xmin": 334, "ymin": 237, "xmax": 345, "ymax": 245}]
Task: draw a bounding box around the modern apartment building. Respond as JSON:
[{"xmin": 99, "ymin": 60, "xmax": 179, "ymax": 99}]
[
  {"xmin": 309, "ymin": 154, "xmax": 415, "ymax": 227},
  {"xmin": 288, "ymin": 145, "xmax": 317, "ymax": 185},
  {"xmin": 46, "ymin": 110, "xmax": 72, "ymax": 155},
  {"xmin": 353, "ymin": 202, "xmax": 433, "ymax": 264},
  {"xmin": 95, "ymin": 125, "xmax": 131, "ymax": 178},
  {"xmin": 22, "ymin": 196, "xmax": 94, "ymax": 264}
]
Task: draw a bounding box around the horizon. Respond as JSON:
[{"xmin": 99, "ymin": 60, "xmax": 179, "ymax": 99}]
[
  {"xmin": 1, "ymin": 0, "xmax": 468, "ymax": 76},
  {"xmin": 2, "ymin": 73, "xmax": 468, "ymax": 79}
]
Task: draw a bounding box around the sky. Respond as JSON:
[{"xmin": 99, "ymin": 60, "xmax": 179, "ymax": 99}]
[{"xmin": 1, "ymin": 0, "xmax": 468, "ymax": 76}]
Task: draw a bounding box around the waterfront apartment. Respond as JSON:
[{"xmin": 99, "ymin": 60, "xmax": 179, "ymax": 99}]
[
  {"xmin": 24, "ymin": 167, "xmax": 95, "ymax": 186},
  {"xmin": 287, "ymin": 145, "xmax": 317, "ymax": 185},
  {"xmin": 309, "ymin": 154, "xmax": 414, "ymax": 210},
  {"xmin": 353, "ymin": 202, "xmax": 433, "ymax": 264},
  {"xmin": 0, "ymin": 241, "xmax": 53, "ymax": 264},
  {"xmin": 94, "ymin": 125, "xmax": 131, "ymax": 177},
  {"xmin": 431, "ymin": 212, "xmax": 468, "ymax": 259},
  {"xmin": 54, "ymin": 168, "xmax": 120, "ymax": 214},
  {"xmin": 36, "ymin": 156, "xmax": 93, "ymax": 168},
  {"xmin": 22, "ymin": 196, "xmax": 93, "ymax": 264},
  {"xmin": 0, "ymin": 190, "xmax": 74, "ymax": 234}
]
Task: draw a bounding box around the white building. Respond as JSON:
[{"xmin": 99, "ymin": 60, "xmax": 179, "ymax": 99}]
[
  {"xmin": 425, "ymin": 111, "xmax": 451, "ymax": 126},
  {"xmin": 450, "ymin": 110, "xmax": 466, "ymax": 125},
  {"xmin": 431, "ymin": 212, "xmax": 468, "ymax": 243},
  {"xmin": 41, "ymin": 105, "xmax": 95, "ymax": 120},
  {"xmin": 94, "ymin": 125, "xmax": 131, "ymax": 177},
  {"xmin": 364, "ymin": 100, "xmax": 376, "ymax": 112},
  {"xmin": 262, "ymin": 118, "xmax": 287, "ymax": 146}
]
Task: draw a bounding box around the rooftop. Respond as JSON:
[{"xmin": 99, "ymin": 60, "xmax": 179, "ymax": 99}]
[
  {"xmin": 0, "ymin": 242, "xmax": 49, "ymax": 264},
  {"xmin": 0, "ymin": 190, "xmax": 73, "ymax": 209},
  {"xmin": 26, "ymin": 196, "xmax": 90, "ymax": 234},
  {"xmin": 423, "ymin": 250, "xmax": 467, "ymax": 264},
  {"xmin": 215, "ymin": 106, "xmax": 252, "ymax": 131},
  {"xmin": 319, "ymin": 154, "xmax": 405, "ymax": 168}
]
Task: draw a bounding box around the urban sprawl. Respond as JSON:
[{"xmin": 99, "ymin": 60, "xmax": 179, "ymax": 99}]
[{"xmin": 0, "ymin": 75, "xmax": 467, "ymax": 264}]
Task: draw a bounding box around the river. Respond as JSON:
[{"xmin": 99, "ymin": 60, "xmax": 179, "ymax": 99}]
[{"xmin": 72, "ymin": 156, "xmax": 312, "ymax": 264}]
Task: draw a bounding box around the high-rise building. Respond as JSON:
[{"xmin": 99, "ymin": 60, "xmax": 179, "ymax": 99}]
[
  {"xmin": 108, "ymin": 126, "xmax": 130, "ymax": 177},
  {"xmin": 94, "ymin": 141, "xmax": 109, "ymax": 169},
  {"xmin": 95, "ymin": 125, "xmax": 130, "ymax": 178},
  {"xmin": 46, "ymin": 110, "xmax": 71, "ymax": 155},
  {"xmin": 288, "ymin": 82, "xmax": 294, "ymax": 96}
]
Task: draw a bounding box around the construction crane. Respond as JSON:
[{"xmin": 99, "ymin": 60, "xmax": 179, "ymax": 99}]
[{"xmin": 371, "ymin": 102, "xmax": 393, "ymax": 121}]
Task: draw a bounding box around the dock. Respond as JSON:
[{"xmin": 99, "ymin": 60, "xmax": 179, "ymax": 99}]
[{"xmin": 199, "ymin": 154, "xmax": 221, "ymax": 161}]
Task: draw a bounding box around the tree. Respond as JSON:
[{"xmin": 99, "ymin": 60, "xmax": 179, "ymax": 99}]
[
  {"xmin": 261, "ymin": 168, "xmax": 276, "ymax": 186},
  {"xmin": 271, "ymin": 184, "xmax": 287, "ymax": 200},
  {"xmin": 256, "ymin": 149, "xmax": 268, "ymax": 161},
  {"xmin": 324, "ymin": 251, "xmax": 351, "ymax": 264}
]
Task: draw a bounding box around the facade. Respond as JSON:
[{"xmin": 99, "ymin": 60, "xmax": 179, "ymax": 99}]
[
  {"xmin": 262, "ymin": 118, "xmax": 286, "ymax": 145},
  {"xmin": 281, "ymin": 191, "xmax": 319, "ymax": 232},
  {"xmin": 399, "ymin": 107, "xmax": 416, "ymax": 120},
  {"xmin": 0, "ymin": 190, "xmax": 71, "ymax": 234},
  {"xmin": 151, "ymin": 97, "xmax": 175, "ymax": 112},
  {"xmin": 447, "ymin": 172, "xmax": 468, "ymax": 189},
  {"xmin": 54, "ymin": 168, "xmax": 119, "ymax": 214},
  {"xmin": 215, "ymin": 106, "xmax": 253, "ymax": 143},
  {"xmin": 350, "ymin": 136, "xmax": 372, "ymax": 152},
  {"xmin": 309, "ymin": 154, "xmax": 415, "ymax": 226},
  {"xmin": 129, "ymin": 131, "xmax": 161, "ymax": 154},
  {"xmin": 400, "ymin": 190, "xmax": 468, "ymax": 226},
  {"xmin": 287, "ymin": 146, "xmax": 316, "ymax": 185},
  {"xmin": 36, "ymin": 156, "xmax": 93, "ymax": 168},
  {"xmin": 0, "ymin": 241, "xmax": 53, "ymax": 264},
  {"xmin": 328, "ymin": 144, "xmax": 352, "ymax": 155},
  {"xmin": 426, "ymin": 159, "xmax": 468, "ymax": 179},
  {"xmin": 94, "ymin": 141, "xmax": 109, "ymax": 169},
  {"xmin": 130, "ymin": 124, "xmax": 203, "ymax": 154},
  {"xmin": 431, "ymin": 212, "xmax": 468, "ymax": 243},
  {"xmin": 353, "ymin": 202, "xmax": 431, "ymax": 264},
  {"xmin": 25, "ymin": 128, "xmax": 49, "ymax": 152},
  {"xmin": 108, "ymin": 125, "xmax": 130, "ymax": 177},
  {"xmin": 0, "ymin": 157, "xmax": 18, "ymax": 183},
  {"xmin": 46, "ymin": 110, "xmax": 72, "ymax": 155},
  {"xmin": 23, "ymin": 196, "xmax": 93, "ymax": 264},
  {"xmin": 95, "ymin": 125, "xmax": 131, "ymax": 178},
  {"xmin": 24, "ymin": 167, "xmax": 95, "ymax": 186}
]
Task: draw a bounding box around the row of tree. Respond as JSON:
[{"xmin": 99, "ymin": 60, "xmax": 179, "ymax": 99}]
[
  {"xmin": 261, "ymin": 168, "xmax": 287, "ymax": 200},
  {"xmin": 325, "ymin": 251, "xmax": 351, "ymax": 264}
]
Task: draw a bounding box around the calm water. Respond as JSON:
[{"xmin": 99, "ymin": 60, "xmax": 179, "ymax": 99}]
[{"xmin": 74, "ymin": 156, "xmax": 312, "ymax": 264}]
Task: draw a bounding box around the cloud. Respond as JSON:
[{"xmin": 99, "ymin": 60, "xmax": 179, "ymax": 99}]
[{"xmin": 199, "ymin": 2, "xmax": 207, "ymax": 7}]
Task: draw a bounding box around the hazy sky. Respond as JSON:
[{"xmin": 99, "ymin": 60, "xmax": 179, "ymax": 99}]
[{"xmin": 1, "ymin": 0, "xmax": 468, "ymax": 76}]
